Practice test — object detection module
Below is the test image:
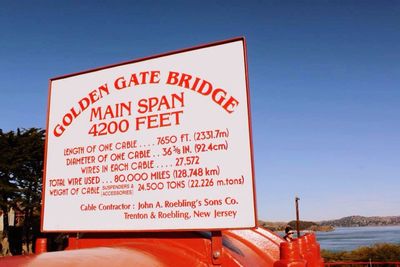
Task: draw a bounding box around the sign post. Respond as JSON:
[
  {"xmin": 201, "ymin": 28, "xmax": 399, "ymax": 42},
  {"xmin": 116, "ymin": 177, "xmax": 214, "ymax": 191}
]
[{"xmin": 42, "ymin": 38, "xmax": 257, "ymax": 232}]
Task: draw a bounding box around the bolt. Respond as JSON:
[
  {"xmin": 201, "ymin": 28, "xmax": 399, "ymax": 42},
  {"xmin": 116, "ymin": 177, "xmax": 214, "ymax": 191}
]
[{"xmin": 213, "ymin": 251, "xmax": 221, "ymax": 259}]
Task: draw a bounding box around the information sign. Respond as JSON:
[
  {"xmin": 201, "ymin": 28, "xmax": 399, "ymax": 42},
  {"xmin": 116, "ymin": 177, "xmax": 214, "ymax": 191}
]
[{"xmin": 42, "ymin": 38, "xmax": 257, "ymax": 231}]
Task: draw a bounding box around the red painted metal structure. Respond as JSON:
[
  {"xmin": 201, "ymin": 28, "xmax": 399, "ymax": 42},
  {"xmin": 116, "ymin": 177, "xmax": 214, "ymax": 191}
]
[
  {"xmin": 325, "ymin": 261, "xmax": 400, "ymax": 267},
  {"xmin": 325, "ymin": 262, "xmax": 400, "ymax": 267},
  {"xmin": 0, "ymin": 228, "xmax": 325, "ymax": 266}
]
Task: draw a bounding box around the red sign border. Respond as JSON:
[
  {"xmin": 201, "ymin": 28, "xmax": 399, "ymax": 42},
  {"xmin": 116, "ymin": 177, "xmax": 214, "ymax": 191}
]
[{"xmin": 41, "ymin": 37, "xmax": 258, "ymax": 233}]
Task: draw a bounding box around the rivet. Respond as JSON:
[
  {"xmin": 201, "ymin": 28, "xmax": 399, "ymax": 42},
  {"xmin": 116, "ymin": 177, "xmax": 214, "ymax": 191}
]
[{"xmin": 213, "ymin": 251, "xmax": 221, "ymax": 258}]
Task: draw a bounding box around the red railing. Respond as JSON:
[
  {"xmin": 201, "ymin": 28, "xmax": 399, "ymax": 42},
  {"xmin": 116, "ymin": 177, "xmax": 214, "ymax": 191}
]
[{"xmin": 325, "ymin": 262, "xmax": 400, "ymax": 267}]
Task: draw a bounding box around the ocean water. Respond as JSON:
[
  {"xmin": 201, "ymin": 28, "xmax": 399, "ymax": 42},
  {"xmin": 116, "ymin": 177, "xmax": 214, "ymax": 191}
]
[{"xmin": 315, "ymin": 225, "xmax": 400, "ymax": 251}]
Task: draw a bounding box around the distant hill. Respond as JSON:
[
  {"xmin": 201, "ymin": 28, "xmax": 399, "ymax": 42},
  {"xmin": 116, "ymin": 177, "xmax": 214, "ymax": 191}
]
[
  {"xmin": 319, "ymin": 215, "xmax": 400, "ymax": 227},
  {"xmin": 258, "ymin": 220, "xmax": 334, "ymax": 232},
  {"xmin": 258, "ymin": 215, "xmax": 400, "ymax": 232},
  {"xmin": 257, "ymin": 220, "xmax": 287, "ymax": 231}
]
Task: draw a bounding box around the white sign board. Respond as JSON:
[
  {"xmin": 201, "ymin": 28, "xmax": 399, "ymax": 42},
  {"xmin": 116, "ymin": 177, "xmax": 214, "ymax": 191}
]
[{"xmin": 42, "ymin": 38, "xmax": 257, "ymax": 232}]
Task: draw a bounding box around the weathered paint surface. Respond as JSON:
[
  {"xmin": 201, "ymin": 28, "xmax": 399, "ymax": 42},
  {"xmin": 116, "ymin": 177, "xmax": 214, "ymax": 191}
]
[{"xmin": 0, "ymin": 228, "xmax": 324, "ymax": 267}]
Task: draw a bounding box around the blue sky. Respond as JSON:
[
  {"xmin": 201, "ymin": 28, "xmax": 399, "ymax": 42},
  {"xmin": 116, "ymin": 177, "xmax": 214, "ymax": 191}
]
[{"xmin": 1, "ymin": 1, "xmax": 399, "ymax": 221}]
